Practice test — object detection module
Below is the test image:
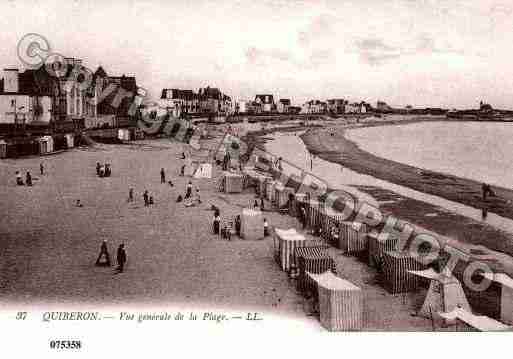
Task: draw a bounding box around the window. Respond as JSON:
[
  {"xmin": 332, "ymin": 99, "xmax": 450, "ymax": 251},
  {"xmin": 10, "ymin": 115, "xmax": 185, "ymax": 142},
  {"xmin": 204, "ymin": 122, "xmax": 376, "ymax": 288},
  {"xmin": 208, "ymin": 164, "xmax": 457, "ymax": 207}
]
[{"xmin": 11, "ymin": 99, "xmax": 15, "ymax": 107}]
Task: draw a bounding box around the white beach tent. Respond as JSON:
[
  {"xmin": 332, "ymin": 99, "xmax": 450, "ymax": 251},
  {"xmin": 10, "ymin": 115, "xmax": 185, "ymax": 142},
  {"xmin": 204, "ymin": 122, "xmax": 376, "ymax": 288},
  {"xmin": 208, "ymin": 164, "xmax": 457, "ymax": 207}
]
[
  {"xmin": 0, "ymin": 139, "xmax": 7, "ymax": 158},
  {"xmin": 64, "ymin": 133, "xmax": 74, "ymax": 148},
  {"xmin": 193, "ymin": 163, "xmax": 212, "ymax": 179},
  {"xmin": 118, "ymin": 128, "xmax": 130, "ymax": 141},
  {"xmin": 39, "ymin": 135, "xmax": 54, "ymax": 154}
]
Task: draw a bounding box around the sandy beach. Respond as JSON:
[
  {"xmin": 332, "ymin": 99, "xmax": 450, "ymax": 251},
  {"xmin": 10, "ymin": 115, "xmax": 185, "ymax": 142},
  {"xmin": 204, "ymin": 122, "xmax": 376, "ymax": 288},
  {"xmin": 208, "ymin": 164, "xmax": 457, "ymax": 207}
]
[{"xmin": 0, "ymin": 131, "xmax": 447, "ymax": 331}]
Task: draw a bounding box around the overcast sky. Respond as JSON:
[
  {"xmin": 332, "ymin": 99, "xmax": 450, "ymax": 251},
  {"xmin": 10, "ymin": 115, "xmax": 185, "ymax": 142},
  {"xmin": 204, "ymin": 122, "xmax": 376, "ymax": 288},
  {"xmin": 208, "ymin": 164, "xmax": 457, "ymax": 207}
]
[{"xmin": 1, "ymin": 0, "xmax": 513, "ymax": 108}]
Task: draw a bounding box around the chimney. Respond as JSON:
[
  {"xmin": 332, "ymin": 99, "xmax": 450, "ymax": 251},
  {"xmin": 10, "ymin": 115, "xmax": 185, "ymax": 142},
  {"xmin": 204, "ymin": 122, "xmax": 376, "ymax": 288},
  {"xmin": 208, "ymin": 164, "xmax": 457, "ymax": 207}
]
[
  {"xmin": 3, "ymin": 68, "xmax": 19, "ymax": 93},
  {"xmin": 64, "ymin": 57, "xmax": 74, "ymax": 67}
]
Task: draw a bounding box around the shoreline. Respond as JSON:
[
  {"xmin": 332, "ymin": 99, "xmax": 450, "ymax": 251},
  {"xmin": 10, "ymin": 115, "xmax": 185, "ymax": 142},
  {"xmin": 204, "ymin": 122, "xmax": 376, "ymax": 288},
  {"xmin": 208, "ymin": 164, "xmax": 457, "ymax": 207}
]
[
  {"xmin": 301, "ymin": 118, "xmax": 513, "ymax": 219},
  {"xmin": 298, "ymin": 118, "xmax": 513, "ymax": 257}
]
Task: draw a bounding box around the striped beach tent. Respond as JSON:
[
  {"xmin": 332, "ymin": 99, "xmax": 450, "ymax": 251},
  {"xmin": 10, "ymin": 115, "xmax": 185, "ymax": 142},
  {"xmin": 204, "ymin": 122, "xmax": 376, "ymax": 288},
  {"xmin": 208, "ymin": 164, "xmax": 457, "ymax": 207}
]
[
  {"xmin": 382, "ymin": 250, "xmax": 427, "ymax": 294},
  {"xmin": 308, "ymin": 271, "xmax": 363, "ymax": 331},
  {"xmin": 274, "ymin": 228, "xmax": 306, "ymax": 271},
  {"xmin": 367, "ymin": 232, "xmax": 399, "ymax": 269},
  {"xmin": 295, "ymin": 247, "xmax": 336, "ymax": 296},
  {"xmin": 339, "ymin": 221, "xmax": 368, "ymax": 255}
]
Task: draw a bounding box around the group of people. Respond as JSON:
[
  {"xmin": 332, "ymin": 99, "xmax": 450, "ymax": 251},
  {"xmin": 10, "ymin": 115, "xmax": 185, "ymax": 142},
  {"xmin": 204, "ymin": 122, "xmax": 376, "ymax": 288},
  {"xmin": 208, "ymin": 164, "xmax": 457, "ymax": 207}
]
[
  {"xmin": 96, "ymin": 162, "xmax": 112, "ymax": 178},
  {"xmin": 15, "ymin": 162, "xmax": 44, "ymax": 186},
  {"xmin": 143, "ymin": 190, "xmax": 154, "ymax": 206},
  {"xmin": 178, "ymin": 180, "xmax": 201, "ymax": 206},
  {"xmin": 213, "ymin": 211, "xmax": 270, "ymax": 239},
  {"xmin": 15, "ymin": 170, "xmax": 33, "ymax": 186},
  {"xmin": 95, "ymin": 240, "xmax": 127, "ymax": 273}
]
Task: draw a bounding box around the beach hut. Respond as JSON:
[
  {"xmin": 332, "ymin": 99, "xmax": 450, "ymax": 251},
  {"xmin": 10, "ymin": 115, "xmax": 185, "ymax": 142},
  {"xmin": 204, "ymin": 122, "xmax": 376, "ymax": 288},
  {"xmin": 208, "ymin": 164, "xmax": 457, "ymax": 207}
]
[
  {"xmin": 64, "ymin": 133, "xmax": 74, "ymax": 148},
  {"xmin": 265, "ymin": 180, "xmax": 277, "ymax": 203},
  {"xmin": 240, "ymin": 208, "xmax": 264, "ymax": 240},
  {"xmin": 367, "ymin": 232, "xmax": 399, "ymax": 268},
  {"xmin": 308, "ymin": 271, "xmax": 363, "ymax": 331},
  {"xmin": 290, "ymin": 193, "xmax": 307, "ymax": 218},
  {"xmin": 0, "ymin": 139, "xmax": 7, "ymax": 158},
  {"xmin": 222, "ymin": 171, "xmax": 244, "ymax": 193},
  {"xmin": 382, "ymin": 250, "xmax": 427, "ymax": 294},
  {"xmin": 295, "ymin": 246, "xmax": 336, "ymax": 296},
  {"xmin": 38, "ymin": 136, "xmax": 54, "ymax": 155},
  {"xmin": 409, "ymin": 268, "xmax": 471, "ymax": 319},
  {"xmin": 274, "ymin": 228, "xmax": 307, "ymax": 271},
  {"xmin": 338, "ymin": 221, "xmax": 368, "ymax": 255},
  {"xmin": 274, "ymin": 184, "xmax": 294, "ymax": 208},
  {"xmin": 194, "ymin": 163, "xmax": 212, "ymax": 179},
  {"xmin": 258, "ymin": 175, "xmax": 272, "ymax": 197},
  {"xmin": 483, "ymin": 273, "xmax": 513, "ymax": 325},
  {"xmin": 118, "ymin": 128, "xmax": 130, "ymax": 141},
  {"xmin": 306, "ymin": 200, "xmax": 324, "ymax": 233}
]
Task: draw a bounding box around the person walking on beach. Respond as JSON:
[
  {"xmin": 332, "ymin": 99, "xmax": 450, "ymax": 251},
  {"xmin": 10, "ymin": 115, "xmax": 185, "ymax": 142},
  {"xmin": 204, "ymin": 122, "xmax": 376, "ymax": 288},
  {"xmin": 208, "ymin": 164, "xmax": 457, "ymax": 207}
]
[
  {"xmin": 263, "ymin": 218, "xmax": 269, "ymax": 237},
  {"xmin": 116, "ymin": 243, "xmax": 127, "ymax": 273},
  {"xmin": 301, "ymin": 206, "xmax": 307, "ymax": 229},
  {"xmin": 213, "ymin": 213, "xmax": 221, "ymax": 235},
  {"xmin": 195, "ymin": 187, "xmax": 201, "ymax": 204},
  {"xmin": 143, "ymin": 190, "xmax": 149, "ymax": 206},
  {"xmin": 16, "ymin": 171, "xmax": 24, "ymax": 186},
  {"xmin": 128, "ymin": 188, "xmax": 134, "ymax": 202},
  {"xmin": 185, "ymin": 181, "xmax": 193, "ymax": 199},
  {"xmin": 235, "ymin": 215, "xmax": 241, "ymax": 236},
  {"xmin": 40, "ymin": 162, "xmax": 44, "ymax": 175},
  {"xmin": 482, "ymin": 183, "xmax": 495, "ymax": 200},
  {"xmin": 95, "ymin": 240, "xmax": 111, "ymax": 267},
  {"xmin": 104, "ymin": 163, "xmax": 111, "ymax": 177},
  {"xmin": 26, "ymin": 171, "xmax": 32, "ymax": 186},
  {"xmin": 160, "ymin": 168, "xmax": 166, "ymax": 183}
]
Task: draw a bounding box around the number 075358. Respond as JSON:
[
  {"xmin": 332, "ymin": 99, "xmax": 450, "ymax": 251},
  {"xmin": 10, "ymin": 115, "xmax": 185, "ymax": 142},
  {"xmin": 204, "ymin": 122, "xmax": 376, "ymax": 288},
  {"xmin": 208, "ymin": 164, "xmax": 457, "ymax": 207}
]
[{"xmin": 49, "ymin": 340, "xmax": 82, "ymax": 350}]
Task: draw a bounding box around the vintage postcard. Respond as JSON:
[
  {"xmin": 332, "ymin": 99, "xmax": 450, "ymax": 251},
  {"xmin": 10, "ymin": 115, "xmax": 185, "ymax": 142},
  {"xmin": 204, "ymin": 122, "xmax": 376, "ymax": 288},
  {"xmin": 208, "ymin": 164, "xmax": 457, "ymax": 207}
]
[{"xmin": 1, "ymin": 0, "xmax": 512, "ymax": 356}]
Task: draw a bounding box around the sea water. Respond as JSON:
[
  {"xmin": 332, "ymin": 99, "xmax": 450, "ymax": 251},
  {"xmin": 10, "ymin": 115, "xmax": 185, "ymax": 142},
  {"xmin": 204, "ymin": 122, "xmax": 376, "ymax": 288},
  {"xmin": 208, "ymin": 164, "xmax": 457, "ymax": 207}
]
[{"xmin": 346, "ymin": 121, "xmax": 513, "ymax": 189}]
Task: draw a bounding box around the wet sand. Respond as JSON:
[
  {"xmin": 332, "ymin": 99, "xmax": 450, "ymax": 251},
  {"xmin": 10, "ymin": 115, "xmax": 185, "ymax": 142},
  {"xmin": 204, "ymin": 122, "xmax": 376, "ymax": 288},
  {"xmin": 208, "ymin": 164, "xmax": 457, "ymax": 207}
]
[{"xmin": 301, "ymin": 120, "xmax": 513, "ymax": 257}]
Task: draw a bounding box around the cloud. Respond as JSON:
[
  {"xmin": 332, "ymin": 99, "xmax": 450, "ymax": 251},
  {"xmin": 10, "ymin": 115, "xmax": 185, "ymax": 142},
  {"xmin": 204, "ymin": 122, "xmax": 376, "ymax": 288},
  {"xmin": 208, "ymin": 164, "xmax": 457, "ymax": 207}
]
[
  {"xmin": 355, "ymin": 37, "xmax": 401, "ymax": 65},
  {"xmin": 354, "ymin": 34, "xmax": 465, "ymax": 65}
]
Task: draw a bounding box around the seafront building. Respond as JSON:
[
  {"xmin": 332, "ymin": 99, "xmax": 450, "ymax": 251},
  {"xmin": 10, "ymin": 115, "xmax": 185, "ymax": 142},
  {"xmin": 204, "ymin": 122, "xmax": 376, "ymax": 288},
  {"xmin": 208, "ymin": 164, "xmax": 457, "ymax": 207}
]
[
  {"xmin": 0, "ymin": 58, "xmax": 98, "ymax": 132},
  {"xmin": 0, "ymin": 57, "xmax": 141, "ymax": 157},
  {"xmin": 0, "ymin": 67, "xmax": 53, "ymax": 127},
  {"xmin": 159, "ymin": 86, "xmax": 232, "ymax": 117},
  {"xmin": 276, "ymin": 99, "xmax": 291, "ymax": 113},
  {"xmin": 254, "ymin": 94, "xmax": 275, "ymax": 113},
  {"xmin": 93, "ymin": 66, "xmax": 138, "ymax": 129}
]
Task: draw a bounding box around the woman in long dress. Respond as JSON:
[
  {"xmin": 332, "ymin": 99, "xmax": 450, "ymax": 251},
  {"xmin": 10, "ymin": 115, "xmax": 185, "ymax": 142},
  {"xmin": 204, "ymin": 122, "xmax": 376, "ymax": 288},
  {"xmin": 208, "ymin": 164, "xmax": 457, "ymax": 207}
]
[{"xmin": 213, "ymin": 214, "xmax": 220, "ymax": 235}]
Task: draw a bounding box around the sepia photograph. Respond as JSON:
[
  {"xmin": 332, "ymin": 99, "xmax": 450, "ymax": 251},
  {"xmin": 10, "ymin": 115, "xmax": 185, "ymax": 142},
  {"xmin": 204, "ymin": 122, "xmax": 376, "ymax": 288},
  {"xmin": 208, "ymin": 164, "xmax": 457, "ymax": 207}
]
[{"xmin": 0, "ymin": 0, "xmax": 512, "ymax": 356}]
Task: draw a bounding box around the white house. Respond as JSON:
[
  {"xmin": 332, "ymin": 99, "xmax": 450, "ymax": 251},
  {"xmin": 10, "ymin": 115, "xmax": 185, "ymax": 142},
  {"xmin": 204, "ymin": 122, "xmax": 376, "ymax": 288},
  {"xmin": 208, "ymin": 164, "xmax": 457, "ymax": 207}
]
[{"xmin": 0, "ymin": 68, "xmax": 53, "ymax": 125}]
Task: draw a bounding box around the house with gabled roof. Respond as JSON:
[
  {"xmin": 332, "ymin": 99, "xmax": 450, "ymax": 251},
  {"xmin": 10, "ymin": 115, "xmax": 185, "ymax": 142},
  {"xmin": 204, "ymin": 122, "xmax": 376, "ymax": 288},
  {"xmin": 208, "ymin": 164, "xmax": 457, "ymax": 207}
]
[{"xmin": 254, "ymin": 94, "xmax": 275, "ymax": 112}]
